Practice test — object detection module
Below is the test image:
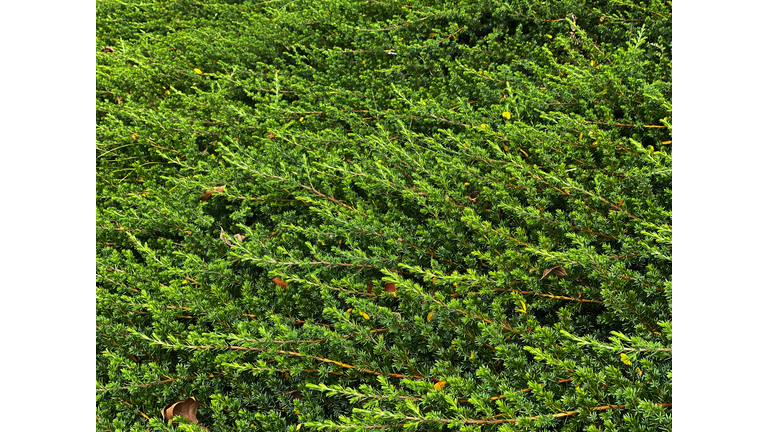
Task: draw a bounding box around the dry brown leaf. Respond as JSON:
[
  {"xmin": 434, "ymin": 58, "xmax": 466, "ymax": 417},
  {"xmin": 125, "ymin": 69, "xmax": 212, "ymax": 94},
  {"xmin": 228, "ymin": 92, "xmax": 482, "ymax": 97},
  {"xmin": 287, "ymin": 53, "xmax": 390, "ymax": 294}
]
[
  {"xmin": 116, "ymin": 96, "xmax": 122, "ymax": 104},
  {"xmin": 433, "ymin": 381, "xmax": 447, "ymax": 390},
  {"xmin": 268, "ymin": 133, "xmax": 275, "ymax": 140},
  {"xmin": 540, "ymin": 266, "xmax": 567, "ymax": 280},
  {"xmin": 467, "ymin": 190, "xmax": 480, "ymax": 203},
  {"xmin": 272, "ymin": 277, "xmax": 287, "ymax": 289},
  {"xmin": 201, "ymin": 186, "xmax": 225, "ymax": 202},
  {"xmin": 131, "ymin": 132, "xmax": 138, "ymax": 141},
  {"xmin": 219, "ymin": 228, "xmax": 233, "ymax": 247},
  {"xmin": 280, "ymin": 390, "xmax": 303, "ymax": 400},
  {"xmin": 101, "ymin": 46, "xmax": 115, "ymax": 53},
  {"xmin": 199, "ymin": 190, "xmax": 213, "ymax": 201},
  {"xmin": 367, "ymin": 280, "xmax": 373, "ymax": 294},
  {"xmin": 161, "ymin": 398, "xmax": 209, "ymax": 430},
  {"xmin": 233, "ymin": 234, "xmax": 245, "ymax": 242},
  {"xmin": 384, "ymin": 282, "xmax": 397, "ymax": 293}
]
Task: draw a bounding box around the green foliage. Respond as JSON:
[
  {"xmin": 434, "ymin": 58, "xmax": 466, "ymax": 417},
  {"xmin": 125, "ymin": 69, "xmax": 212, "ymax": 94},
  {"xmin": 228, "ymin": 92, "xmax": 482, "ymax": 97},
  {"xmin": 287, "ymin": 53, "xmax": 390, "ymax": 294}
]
[{"xmin": 97, "ymin": 0, "xmax": 671, "ymax": 430}]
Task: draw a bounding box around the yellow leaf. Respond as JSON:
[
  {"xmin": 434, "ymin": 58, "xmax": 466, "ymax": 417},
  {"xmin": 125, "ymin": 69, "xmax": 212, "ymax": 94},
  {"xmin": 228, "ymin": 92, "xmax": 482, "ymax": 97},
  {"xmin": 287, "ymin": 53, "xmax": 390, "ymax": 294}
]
[
  {"xmin": 296, "ymin": 424, "xmax": 302, "ymax": 430},
  {"xmin": 194, "ymin": 68, "xmax": 203, "ymax": 74},
  {"xmin": 300, "ymin": 117, "xmax": 304, "ymax": 122},
  {"xmin": 434, "ymin": 381, "xmax": 447, "ymax": 390},
  {"xmin": 636, "ymin": 367, "xmax": 642, "ymax": 376},
  {"xmin": 464, "ymin": 182, "xmax": 470, "ymax": 186},
  {"xmin": 579, "ymin": 132, "xmax": 583, "ymax": 142},
  {"xmin": 480, "ymin": 124, "xmax": 488, "ymax": 129},
  {"xmin": 601, "ymin": 88, "xmax": 607, "ymax": 94},
  {"xmin": 427, "ymin": 312, "xmax": 434, "ymax": 322},
  {"xmin": 502, "ymin": 111, "xmax": 511, "ymax": 120},
  {"xmin": 515, "ymin": 299, "xmax": 527, "ymax": 314},
  {"xmin": 346, "ymin": 309, "xmax": 352, "ymax": 314},
  {"xmin": 470, "ymin": 352, "xmax": 474, "ymax": 359},
  {"xmin": 590, "ymin": 60, "xmax": 594, "ymax": 66},
  {"xmin": 504, "ymin": 145, "xmax": 509, "ymax": 151},
  {"xmin": 131, "ymin": 132, "xmax": 138, "ymax": 141},
  {"xmin": 620, "ymin": 353, "xmax": 631, "ymax": 365},
  {"xmin": 546, "ymin": 34, "xmax": 552, "ymax": 39},
  {"xmin": 360, "ymin": 312, "xmax": 370, "ymax": 320}
]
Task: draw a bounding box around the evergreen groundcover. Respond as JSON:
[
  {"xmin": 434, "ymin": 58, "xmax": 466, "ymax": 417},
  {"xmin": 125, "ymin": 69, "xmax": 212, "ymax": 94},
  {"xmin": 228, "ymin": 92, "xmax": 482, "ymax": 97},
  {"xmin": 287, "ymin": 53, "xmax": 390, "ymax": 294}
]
[{"xmin": 96, "ymin": 1, "xmax": 671, "ymax": 430}]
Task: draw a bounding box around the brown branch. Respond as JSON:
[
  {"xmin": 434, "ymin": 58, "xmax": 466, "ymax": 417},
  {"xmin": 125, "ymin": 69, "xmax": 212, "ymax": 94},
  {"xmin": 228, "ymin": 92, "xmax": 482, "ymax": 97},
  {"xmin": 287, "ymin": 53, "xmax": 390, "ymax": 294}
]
[
  {"xmin": 97, "ymin": 374, "xmax": 225, "ymax": 392},
  {"xmin": 389, "ymin": 402, "xmax": 669, "ymax": 425},
  {"xmin": 488, "ymin": 288, "xmax": 603, "ymax": 304},
  {"xmin": 428, "ymin": 296, "xmax": 519, "ymax": 335},
  {"xmin": 583, "ymin": 121, "xmax": 666, "ymax": 128},
  {"xmin": 163, "ymin": 341, "xmax": 431, "ymax": 381}
]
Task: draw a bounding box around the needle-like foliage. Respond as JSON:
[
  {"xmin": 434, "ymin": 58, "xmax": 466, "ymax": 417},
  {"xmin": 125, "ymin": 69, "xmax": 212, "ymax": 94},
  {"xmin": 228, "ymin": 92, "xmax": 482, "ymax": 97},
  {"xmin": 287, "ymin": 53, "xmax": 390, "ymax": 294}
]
[{"xmin": 97, "ymin": 1, "xmax": 671, "ymax": 430}]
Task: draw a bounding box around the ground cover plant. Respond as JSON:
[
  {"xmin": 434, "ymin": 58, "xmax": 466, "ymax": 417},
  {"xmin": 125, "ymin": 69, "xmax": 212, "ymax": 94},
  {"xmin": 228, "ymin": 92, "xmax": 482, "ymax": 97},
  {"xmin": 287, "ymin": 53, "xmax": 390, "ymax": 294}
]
[{"xmin": 96, "ymin": 0, "xmax": 672, "ymax": 430}]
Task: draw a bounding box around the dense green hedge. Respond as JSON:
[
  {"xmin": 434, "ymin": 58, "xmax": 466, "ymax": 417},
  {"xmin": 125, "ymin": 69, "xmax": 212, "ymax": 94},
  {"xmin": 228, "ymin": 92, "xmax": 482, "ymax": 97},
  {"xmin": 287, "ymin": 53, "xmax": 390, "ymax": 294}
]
[{"xmin": 97, "ymin": 0, "xmax": 671, "ymax": 430}]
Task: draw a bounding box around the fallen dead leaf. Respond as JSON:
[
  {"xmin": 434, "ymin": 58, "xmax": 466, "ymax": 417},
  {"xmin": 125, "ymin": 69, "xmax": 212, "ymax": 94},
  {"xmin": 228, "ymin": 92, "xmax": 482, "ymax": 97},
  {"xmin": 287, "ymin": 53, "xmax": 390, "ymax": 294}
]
[
  {"xmin": 367, "ymin": 279, "xmax": 373, "ymax": 294},
  {"xmin": 199, "ymin": 190, "xmax": 213, "ymax": 201},
  {"xmin": 433, "ymin": 381, "xmax": 447, "ymax": 390},
  {"xmin": 131, "ymin": 132, "xmax": 138, "ymax": 141},
  {"xmin": 200, "ymin": 185, "xmax": 226, "ymax": 201},
  {"xmin": 280, "ymin": 390, "xmax": 303, "ymax": 400},
  {"xmin": 272, "ymin": 277, "xmax": 287, "ymax": 289},
  {"xmin": 233, "ymin": 234, "xmax": 245, "ymax": 242},
  {"xmin": 219, "ymin": 228, "xmax": 233, "ymax": 247},
  {"xmin": 161, "ymin": 398, "xmax": 209, "ymax": 430},
  {"xmin": 101, "ymin": 46, "xmax": 115, "ymax": 53},
  {"xmin": 384, "ymin": 282, "xmax": 397, "ymax": 293},
  {"xmin": 540, "ymin": 266, "xmax": 567, "ymax": 280}
]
